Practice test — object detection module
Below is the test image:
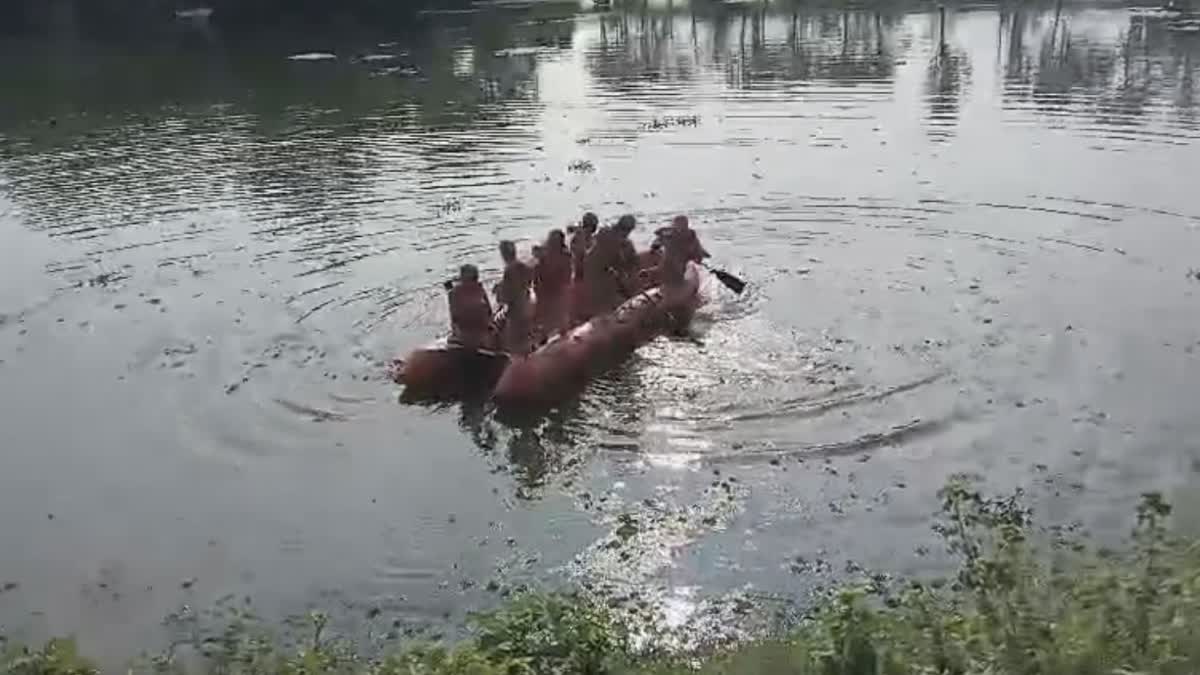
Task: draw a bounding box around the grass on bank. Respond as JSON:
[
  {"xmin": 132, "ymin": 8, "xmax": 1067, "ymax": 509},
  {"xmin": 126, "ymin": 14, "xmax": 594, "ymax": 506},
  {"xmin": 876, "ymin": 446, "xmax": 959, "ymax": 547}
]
[{"xmin": 5, "ymin": 476, "xmax": 1200, "ymax": 675}]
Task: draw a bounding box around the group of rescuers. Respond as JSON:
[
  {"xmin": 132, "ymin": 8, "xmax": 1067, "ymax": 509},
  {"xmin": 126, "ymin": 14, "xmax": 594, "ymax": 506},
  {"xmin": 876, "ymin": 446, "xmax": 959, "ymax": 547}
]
[{"xmin": 446, "ymin": 213, "xmax": 710, "ymax": 356}]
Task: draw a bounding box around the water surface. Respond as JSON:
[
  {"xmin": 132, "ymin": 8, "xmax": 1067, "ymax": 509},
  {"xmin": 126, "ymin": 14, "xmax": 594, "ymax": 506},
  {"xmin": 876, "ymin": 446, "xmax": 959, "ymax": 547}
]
[{"xmin": 2, "ymin": 0, "xmax": 1199, "ymax": 663}]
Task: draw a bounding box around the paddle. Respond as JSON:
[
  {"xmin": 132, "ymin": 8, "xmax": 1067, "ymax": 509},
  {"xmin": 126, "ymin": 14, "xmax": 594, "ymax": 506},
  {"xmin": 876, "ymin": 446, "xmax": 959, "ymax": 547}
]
[{"xmin": 704, "ymin": 264, "xmax": 746, "ymax": 294}]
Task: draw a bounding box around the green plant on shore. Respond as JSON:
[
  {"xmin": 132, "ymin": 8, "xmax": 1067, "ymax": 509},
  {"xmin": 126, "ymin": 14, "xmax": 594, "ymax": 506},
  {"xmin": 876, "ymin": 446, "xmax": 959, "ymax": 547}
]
[
  {"xmin": 2, "ymin": 638, "xmax": 97, "ymax": 675},
  {"xmin": 640, "ymin": 477, "xmax": 1200, "ymax": 675},
  {"xmin": 6, "ymin": 476, "xmax": 1200, "ymax": 675},
  {"xmin": 126, "ymin": 593, "xmax": 623, "ymax": 675},
  {"xmin": 469, "ymin": 591, "xmax": 629, "ymax": 674}
]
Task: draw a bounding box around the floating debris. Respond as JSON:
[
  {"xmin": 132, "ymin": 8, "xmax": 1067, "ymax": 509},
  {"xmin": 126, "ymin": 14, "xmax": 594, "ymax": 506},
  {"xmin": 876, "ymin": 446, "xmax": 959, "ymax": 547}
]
[
  {"xmin": 288, "ymin": 53, "xmax": 337, "ymax": 62},
  {"xmin": 1129, "ymin": 6, "xmax": 1183, "ymax": 18},
  {"xmin": 274, "ymin": 399, "xmax": 348, "ymax": 423},
  {"xmin": 175, "ymin": 7, "xmax": 213, "ymax": 20},
  {"xmin": 375, "ymin": 65, "xmax": 421, "ymax": 77},
  {"xmin": 79, "ymin": 271, "xmax": 127, "ymax": 288},
  {"xmin": 643, "ymin": 115, "xmax": 700, "ymax": 130},
  {"xmin": 493, "ymin": 47, "xmax": 542, "ymax": 57},
  {"xmin": 437, "ymin": 197, "xmax": 464, "ymax": 214},
  {"xmin": 615, "ymin": 514, "xmax": 640, "ymax": 541}
]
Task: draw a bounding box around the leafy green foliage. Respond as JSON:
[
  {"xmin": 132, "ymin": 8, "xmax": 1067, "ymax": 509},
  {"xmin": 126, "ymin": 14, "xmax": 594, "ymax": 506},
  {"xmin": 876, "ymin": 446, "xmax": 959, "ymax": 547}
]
[
  {"xmin": 639, "ymin": 476, "xmax": 1200, "ymax": 675},
  {"xmin": 2, "ymin": 638, "xmax": 99, "ymax": 675},
  {"xmin": 469, "ymin": 592, "xmax": 629, "ymax": 675},
  {"xmin": 9, "ymin": 478, "xmax": 1200, "ymax": 675}
]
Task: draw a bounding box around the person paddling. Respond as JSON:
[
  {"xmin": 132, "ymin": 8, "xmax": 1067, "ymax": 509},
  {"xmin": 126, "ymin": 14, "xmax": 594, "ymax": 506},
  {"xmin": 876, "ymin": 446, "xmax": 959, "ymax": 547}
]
[
  {"xmin": 568, "ymin": 212, "xmax": 599, "ymax": 282},
  {"xmin": 583, "ymin": 214, "xmax": 639, "ymax": 317},
  {"xmin": 636, "ymin": 238, "xmax": 665, "ymax": 291},
  {"xmin": 534, "ymin": 228, "xmax": 572, "ymax": 337},
  {"xmin": 447, "ymin": 264, "xmax": 494, "ymax": 350},
  {"xmin": 612, "ymin": 214, "xmax": 641, "ymax": 293},
  {"xmin": 656, "ymin": 215, "xmax": 710, "ymax": 288},
  {"xmin": 495, "ymin": 240, "xmax": 535, "ymax": 355}
]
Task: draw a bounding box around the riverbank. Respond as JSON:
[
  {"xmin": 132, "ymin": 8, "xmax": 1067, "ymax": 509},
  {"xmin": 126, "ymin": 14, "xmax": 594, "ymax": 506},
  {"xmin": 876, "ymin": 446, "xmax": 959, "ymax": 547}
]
[{"xmin": 6, "ymin": 476, "xmax": 1198, "ymax": 674}]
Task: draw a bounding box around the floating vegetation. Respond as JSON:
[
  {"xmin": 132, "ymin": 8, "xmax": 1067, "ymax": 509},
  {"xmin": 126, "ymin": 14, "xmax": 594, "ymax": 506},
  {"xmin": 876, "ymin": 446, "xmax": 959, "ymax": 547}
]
[
  {"xmin": 7, "ymin": 479, "xmax": 1200, "ymax": 674},
  {"xmin": 372, "ymin": 65, "xmax": 421, "ymax": 77},
  {"xmin": 174, "ymin": 8, "xmax": 214, "ymax": 20},
  {"xmin": 567, "ymin": 159, "xmax": 596, "ymax": 173},
  {"xmin": 642, "ymin": 115, "xmax": 700, "ymax": 131},
  {"xmin": 75, "ymin": 270, "xmax": 128, "ymax": 288},
  {"xmin": 436, "ymin": 197, "xmax": 464, "ymax": 214},
  {"xmin": 492, "ymin": 47, "xmax": 543, "ymax": 57}
]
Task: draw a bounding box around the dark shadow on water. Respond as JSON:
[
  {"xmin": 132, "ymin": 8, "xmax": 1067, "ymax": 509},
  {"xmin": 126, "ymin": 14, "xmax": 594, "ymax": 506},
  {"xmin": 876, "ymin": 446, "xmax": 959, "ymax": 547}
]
[
  {"xmin": 406, "ymin": 389, "xmax": 574, "ymax": 497},
  {"xmin": 443, "ymin": 359, "xmax": 649, "ymax": 498},
  {"xmin": 458, "ymin": 396, "xmax": 584, "ymax": 498}
]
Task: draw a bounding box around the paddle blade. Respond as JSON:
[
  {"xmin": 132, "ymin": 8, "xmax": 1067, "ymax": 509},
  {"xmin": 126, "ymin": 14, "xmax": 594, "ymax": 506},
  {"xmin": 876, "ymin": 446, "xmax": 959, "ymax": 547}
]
[{"xmin": 710, "ymin": 268, "xmax": 746, "ymax": 294}]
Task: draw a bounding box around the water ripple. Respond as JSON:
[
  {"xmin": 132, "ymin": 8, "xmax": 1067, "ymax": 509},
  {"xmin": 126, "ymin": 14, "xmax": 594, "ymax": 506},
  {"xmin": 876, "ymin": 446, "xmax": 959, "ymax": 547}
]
[{"xmin": 1, "ymin": 1, "xmax": 1199, "ymax": 663}]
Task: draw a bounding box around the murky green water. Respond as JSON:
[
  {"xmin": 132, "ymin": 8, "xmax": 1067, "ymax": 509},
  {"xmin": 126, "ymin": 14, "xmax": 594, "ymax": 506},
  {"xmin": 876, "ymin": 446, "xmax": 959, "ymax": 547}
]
[{"xmin": 2, "ymin": 0, "xmax": 1199, "ymax": 664}]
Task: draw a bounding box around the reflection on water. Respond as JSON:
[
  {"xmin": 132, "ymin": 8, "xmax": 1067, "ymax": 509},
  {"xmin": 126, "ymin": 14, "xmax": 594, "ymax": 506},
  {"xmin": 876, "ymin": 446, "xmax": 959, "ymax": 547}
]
[{"xmin": 1, "ymin": 0, "xmax": 1199, "ymax": 664}]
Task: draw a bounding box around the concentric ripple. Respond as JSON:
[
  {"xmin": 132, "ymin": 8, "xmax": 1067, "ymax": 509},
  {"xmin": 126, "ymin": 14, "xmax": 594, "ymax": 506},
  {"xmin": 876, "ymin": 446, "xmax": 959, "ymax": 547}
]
[{"xmin": 0, "ymin": 0, "xmax": 1198, "ymax": 665}]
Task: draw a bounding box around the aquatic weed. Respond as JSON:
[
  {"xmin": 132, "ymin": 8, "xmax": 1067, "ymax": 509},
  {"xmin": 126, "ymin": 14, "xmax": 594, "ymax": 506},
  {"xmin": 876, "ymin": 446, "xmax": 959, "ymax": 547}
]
[
  {"xmin": 2, "ymin": 638, "xmax": 99, "ymax": 675},
  {"xmin": 10, "ymin": 479, "xmax": 1200, "ymax": 675},
  {"xmin": 635, "ymin": 478, "xmax": 1200, "ymax": 675},
  {"xmin": 641, "ymin": 116, "xmax": 699, "ymax": 131}
]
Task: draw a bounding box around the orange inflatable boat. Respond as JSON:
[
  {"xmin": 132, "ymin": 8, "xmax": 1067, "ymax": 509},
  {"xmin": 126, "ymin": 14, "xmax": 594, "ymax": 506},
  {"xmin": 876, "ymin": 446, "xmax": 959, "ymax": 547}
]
[
  {"xmin": 390, "ymin": 338, "xmax": 510, "ymax": 401},
  {"xmin": 492, "ymin": 262, "xmax": 702, "ymax": 410},
  {"xmin": 391, "ymin": 286, "xmax": 552, "ymax": 400},
  {"xmin": 390, "ymin": 301, "xmax": 515, "ymax": 401}
]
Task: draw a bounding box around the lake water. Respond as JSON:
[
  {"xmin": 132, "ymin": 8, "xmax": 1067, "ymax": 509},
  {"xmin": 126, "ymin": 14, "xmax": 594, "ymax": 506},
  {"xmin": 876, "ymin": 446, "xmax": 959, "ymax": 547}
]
[{"xmin": 2, "ymin": 0, "xmax": 1199, "ymax": 664}]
